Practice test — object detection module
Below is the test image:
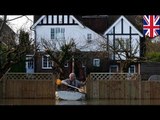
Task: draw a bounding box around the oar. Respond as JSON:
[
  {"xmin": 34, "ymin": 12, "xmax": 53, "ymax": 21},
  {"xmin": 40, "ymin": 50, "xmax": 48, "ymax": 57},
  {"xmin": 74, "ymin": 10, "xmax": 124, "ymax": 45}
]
[{"xmin": 56, "ymin": 79, "xmax": 84, "ymax": 93}]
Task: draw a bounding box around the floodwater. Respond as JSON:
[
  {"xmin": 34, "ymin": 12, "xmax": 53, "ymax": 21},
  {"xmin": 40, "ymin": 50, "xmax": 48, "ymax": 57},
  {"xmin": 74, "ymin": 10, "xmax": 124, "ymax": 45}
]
[{"xmin": 1, "ymin": 99, "xmax": 160, "ymax": 105}]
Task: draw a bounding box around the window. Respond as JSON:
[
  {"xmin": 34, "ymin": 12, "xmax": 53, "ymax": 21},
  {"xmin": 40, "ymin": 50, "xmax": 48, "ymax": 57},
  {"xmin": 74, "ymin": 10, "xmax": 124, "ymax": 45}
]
[
  {"xmin": 93, "ymin": 59, "xmax": 100, "ymax": 67},
  {"xmin": 110, "ymin": 65, "xmax": 118, "ymax": 73},
  {"xmin": 128, "ymin": 65, "xmax": 135, "ymax": 73},
  {"xmin": 26, "ymin": 56, "xmax": 34, "ymax": 69},
  {"xmin": 28, "ymin": 59, "xmax": 34, "ymax": 69},
  {"xmin": 42, "ymin": 55, "xmax": 53, "ymax": 69},
  {"xmin": 51, "ymin": 28, "xmax": 65, "ymax": 40},
  {"xmin": 87, "ymin": 34, "xmax": 92, "ymax": 43}
]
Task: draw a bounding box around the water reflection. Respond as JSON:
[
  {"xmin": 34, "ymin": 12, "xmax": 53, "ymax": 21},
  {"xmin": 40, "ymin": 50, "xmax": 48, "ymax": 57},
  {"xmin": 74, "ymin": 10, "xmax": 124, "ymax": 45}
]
[
  {"xmin": 1, "ymin": 99, "xmax": 160, "ymax": 105},
  {"xmin": 0, "ymin": 99, "xmax": 55, "ymax": 105}
]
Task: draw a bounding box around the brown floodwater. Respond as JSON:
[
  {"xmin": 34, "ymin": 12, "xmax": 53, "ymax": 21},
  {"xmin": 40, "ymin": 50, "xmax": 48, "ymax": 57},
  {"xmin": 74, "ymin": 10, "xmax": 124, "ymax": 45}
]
[{"xmin": 1, "ymin": 99, "xmax": 160, "ymax": 105}]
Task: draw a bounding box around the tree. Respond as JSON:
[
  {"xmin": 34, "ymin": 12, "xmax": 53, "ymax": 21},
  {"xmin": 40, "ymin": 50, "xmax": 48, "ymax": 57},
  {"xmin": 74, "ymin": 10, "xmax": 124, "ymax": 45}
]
[
  {"xmin": 41, "ymin": 38, "xmax": 75, "ymax": 79},
  {"xmin": 145, "ymin": 36, "xmax": 160, "ymax": 62},
  {"xmin": 98, "ymin": 37, "xmax": 145, "ymax": 73},
  {"xmin": 0, "ymin": 15, "xmax": 33, "ymax": 79}
]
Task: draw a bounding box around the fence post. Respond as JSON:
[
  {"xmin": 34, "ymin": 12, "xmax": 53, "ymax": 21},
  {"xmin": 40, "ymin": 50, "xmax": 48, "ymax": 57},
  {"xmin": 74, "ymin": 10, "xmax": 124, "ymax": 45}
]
[{"xmin": 2, "ymin": 75, "xmax": 6, "ymax": 99}]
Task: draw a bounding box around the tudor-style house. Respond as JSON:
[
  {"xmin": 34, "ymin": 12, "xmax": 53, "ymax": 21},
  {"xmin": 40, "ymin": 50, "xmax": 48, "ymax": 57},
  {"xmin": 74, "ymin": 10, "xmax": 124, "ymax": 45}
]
[
  {"xmin": 103, "ymin": 15, "xmax": 143, "ymax": 74},
  {"xmin": 30, "ymin": 15, "xmax": 107, "ymax": 80},
  {"xmin": 30, "ymin": 15, "xmax": 144, "ymax": 80}
]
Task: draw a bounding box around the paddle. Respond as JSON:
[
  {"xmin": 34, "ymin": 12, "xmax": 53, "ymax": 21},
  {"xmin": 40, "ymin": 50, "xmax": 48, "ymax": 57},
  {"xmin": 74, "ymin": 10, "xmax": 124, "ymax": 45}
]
[{"xmin": 56, "ymin": 79, "xmax": 85, "ymax": 93}]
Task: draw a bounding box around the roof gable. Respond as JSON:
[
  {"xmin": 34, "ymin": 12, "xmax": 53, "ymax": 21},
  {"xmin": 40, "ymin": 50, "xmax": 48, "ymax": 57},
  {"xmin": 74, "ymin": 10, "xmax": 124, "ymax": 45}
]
[
  {"xmin": 31, "ymin": 15, "xmax": 84, "ymax": 29},
  {"xmin": 103, "ymin": 15, "xmax": 143, "ymax": 37}
]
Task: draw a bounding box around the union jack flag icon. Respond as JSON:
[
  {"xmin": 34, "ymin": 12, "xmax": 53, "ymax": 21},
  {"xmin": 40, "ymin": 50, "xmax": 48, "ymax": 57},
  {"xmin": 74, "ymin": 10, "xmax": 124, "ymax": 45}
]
[{"xmin": 143, "ymin": 15, "xmax": 160, "ymax": 38}]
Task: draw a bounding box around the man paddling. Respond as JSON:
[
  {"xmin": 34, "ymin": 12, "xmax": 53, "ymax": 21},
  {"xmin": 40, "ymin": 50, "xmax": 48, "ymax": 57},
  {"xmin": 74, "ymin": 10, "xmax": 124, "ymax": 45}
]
[{"xmin": 61, "ymin": 73, "xmax": 86, "ymax": 92}]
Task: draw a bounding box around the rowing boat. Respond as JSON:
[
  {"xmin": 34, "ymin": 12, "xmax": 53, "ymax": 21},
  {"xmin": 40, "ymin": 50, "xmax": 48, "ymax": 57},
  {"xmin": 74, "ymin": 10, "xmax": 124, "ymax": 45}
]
[{"xmin": 55, "ymin": 91, "xmax": 86, "ymax": 101}]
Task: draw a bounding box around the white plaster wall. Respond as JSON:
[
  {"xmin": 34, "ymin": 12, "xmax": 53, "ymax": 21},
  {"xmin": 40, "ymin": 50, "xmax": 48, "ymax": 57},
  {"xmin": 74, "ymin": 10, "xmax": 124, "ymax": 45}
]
[
  {"xmin": 115, "ymin": 21, "xmax": 121, "ymax": 33},
  {"xmin": 108, "ymin": 34, "xmax": 140, "ymax": 60},
  {"xmin": 35, "ymin": 25, "xmax": 104, "ymax": 51}
]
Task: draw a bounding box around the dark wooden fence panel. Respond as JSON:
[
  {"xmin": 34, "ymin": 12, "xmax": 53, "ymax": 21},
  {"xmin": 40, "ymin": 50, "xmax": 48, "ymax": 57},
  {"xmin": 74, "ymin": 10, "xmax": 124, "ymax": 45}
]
[
  {"xmin": 86, "ymin": 73, "xmax": 160, "ymax": 99},
  {"xmin": 1, "ymin": 73, "xmax": 55, "ymax": 99}
]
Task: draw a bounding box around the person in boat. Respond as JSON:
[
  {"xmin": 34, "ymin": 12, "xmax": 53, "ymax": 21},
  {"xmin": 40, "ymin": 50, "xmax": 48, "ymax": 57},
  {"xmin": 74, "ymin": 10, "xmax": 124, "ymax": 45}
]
[{"xmin": 61, "ymin": 73, "xmax": 86, "ymax": 92}]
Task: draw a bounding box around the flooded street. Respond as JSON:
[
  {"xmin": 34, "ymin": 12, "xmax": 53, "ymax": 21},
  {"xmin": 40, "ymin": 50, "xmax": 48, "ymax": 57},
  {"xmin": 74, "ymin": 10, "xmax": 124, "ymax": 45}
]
[{"xmin": 1, "ymin": 99, "xmax": 160, "ymax": 105}]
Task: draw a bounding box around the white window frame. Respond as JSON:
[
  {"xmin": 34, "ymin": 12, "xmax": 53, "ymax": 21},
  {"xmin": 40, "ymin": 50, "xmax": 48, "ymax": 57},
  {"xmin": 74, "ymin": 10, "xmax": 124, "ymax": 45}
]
[
  {"xmin": 128, "ymin": 65, "xmax": 135, "ymax": 73},
  {"xmin": 93, "ymin": 58, "xmax": 100, "ymax": 67},
  {"xmin": 42, "ymin": 55, "xmax": 53, "ymax": 69},
  {"xmin": 50, "ymin": 28, "xmax": 65, "ymax": 40},
  {"xmin": 109, "ymin": 65, "xmax": 118, "ymax": 73}
]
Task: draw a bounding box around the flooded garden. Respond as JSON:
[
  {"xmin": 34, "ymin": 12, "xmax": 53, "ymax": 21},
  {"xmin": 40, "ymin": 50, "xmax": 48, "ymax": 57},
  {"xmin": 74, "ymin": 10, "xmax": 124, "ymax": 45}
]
[{"xmin": 1, "ymin": 99, "xmax": 160, "ymax": 105}]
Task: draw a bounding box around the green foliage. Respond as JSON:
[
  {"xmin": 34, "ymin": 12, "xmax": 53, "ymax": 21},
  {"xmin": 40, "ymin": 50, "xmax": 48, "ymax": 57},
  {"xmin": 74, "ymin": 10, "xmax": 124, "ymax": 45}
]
[
  {"xmin": 0, "ymin": 43, "xmax": 7, "ymax": 67},
  {"xmin": 146, "ymin": 52, "xmax": 160, "ymax": 62},
  {"xmin": 0, "ymin": 29, "xmax": 33, "ymax": 77},
  {"xmin": 10, "ymin": 56, "xmax": 26, "ymax": 72},
  {"xmin": 144, "ymin": 37, "xmax": 160, "ymax": 62}
]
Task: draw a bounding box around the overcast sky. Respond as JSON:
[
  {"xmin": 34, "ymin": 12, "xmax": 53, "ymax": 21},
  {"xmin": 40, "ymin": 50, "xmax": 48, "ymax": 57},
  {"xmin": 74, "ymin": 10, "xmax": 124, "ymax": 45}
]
[{"xmin": 6, "ymin": 15, "xmax": 33, "ymax": 33}]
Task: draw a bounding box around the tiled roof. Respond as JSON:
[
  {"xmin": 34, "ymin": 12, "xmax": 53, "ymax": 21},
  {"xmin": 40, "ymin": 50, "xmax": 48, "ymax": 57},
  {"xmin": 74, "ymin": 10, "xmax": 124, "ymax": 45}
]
[{"xmin": 76, "ymin": 15, "xmax": 143, "ymax": 34}]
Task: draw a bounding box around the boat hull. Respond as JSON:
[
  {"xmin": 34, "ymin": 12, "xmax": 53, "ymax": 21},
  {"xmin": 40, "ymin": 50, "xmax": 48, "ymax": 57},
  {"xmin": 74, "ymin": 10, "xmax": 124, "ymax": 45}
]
[{"xmin": 56, "ymin": 91, "xmax": 86, "ymax": 101}]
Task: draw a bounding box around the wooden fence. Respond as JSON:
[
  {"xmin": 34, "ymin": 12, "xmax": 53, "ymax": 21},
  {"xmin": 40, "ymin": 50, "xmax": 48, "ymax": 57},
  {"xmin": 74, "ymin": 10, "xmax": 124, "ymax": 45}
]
[
  {"xmin": 86, "ymin": 73, "xmax": 160, "ymax": 99},
  {"xmin": 1, "ymin": 72, "xmax": 160, "ymax": 100},
  {"xmin": 0, "ymin": 80, "xmax": 2, "ymax": 99},
  {"xmin": 0, "ymin": 73, "xmax": 55, "ymax": 99}
]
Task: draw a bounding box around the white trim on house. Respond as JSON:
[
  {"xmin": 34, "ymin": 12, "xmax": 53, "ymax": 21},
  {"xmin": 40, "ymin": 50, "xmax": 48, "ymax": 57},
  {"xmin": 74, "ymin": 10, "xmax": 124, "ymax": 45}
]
[
  {"xmin": 70, "ymin": 15, "xmax": 85, "ymax": 28},
  {"xmin": 103, "ymin": 15, "xmax": 143, "ymax": 37},
  {"xmin": 31, "ymin": 15, "xmax": 46, "ymax": 29},
  {"xmin": 31, "ymin": 15, "xmax": 85, "ymax": 30}
]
